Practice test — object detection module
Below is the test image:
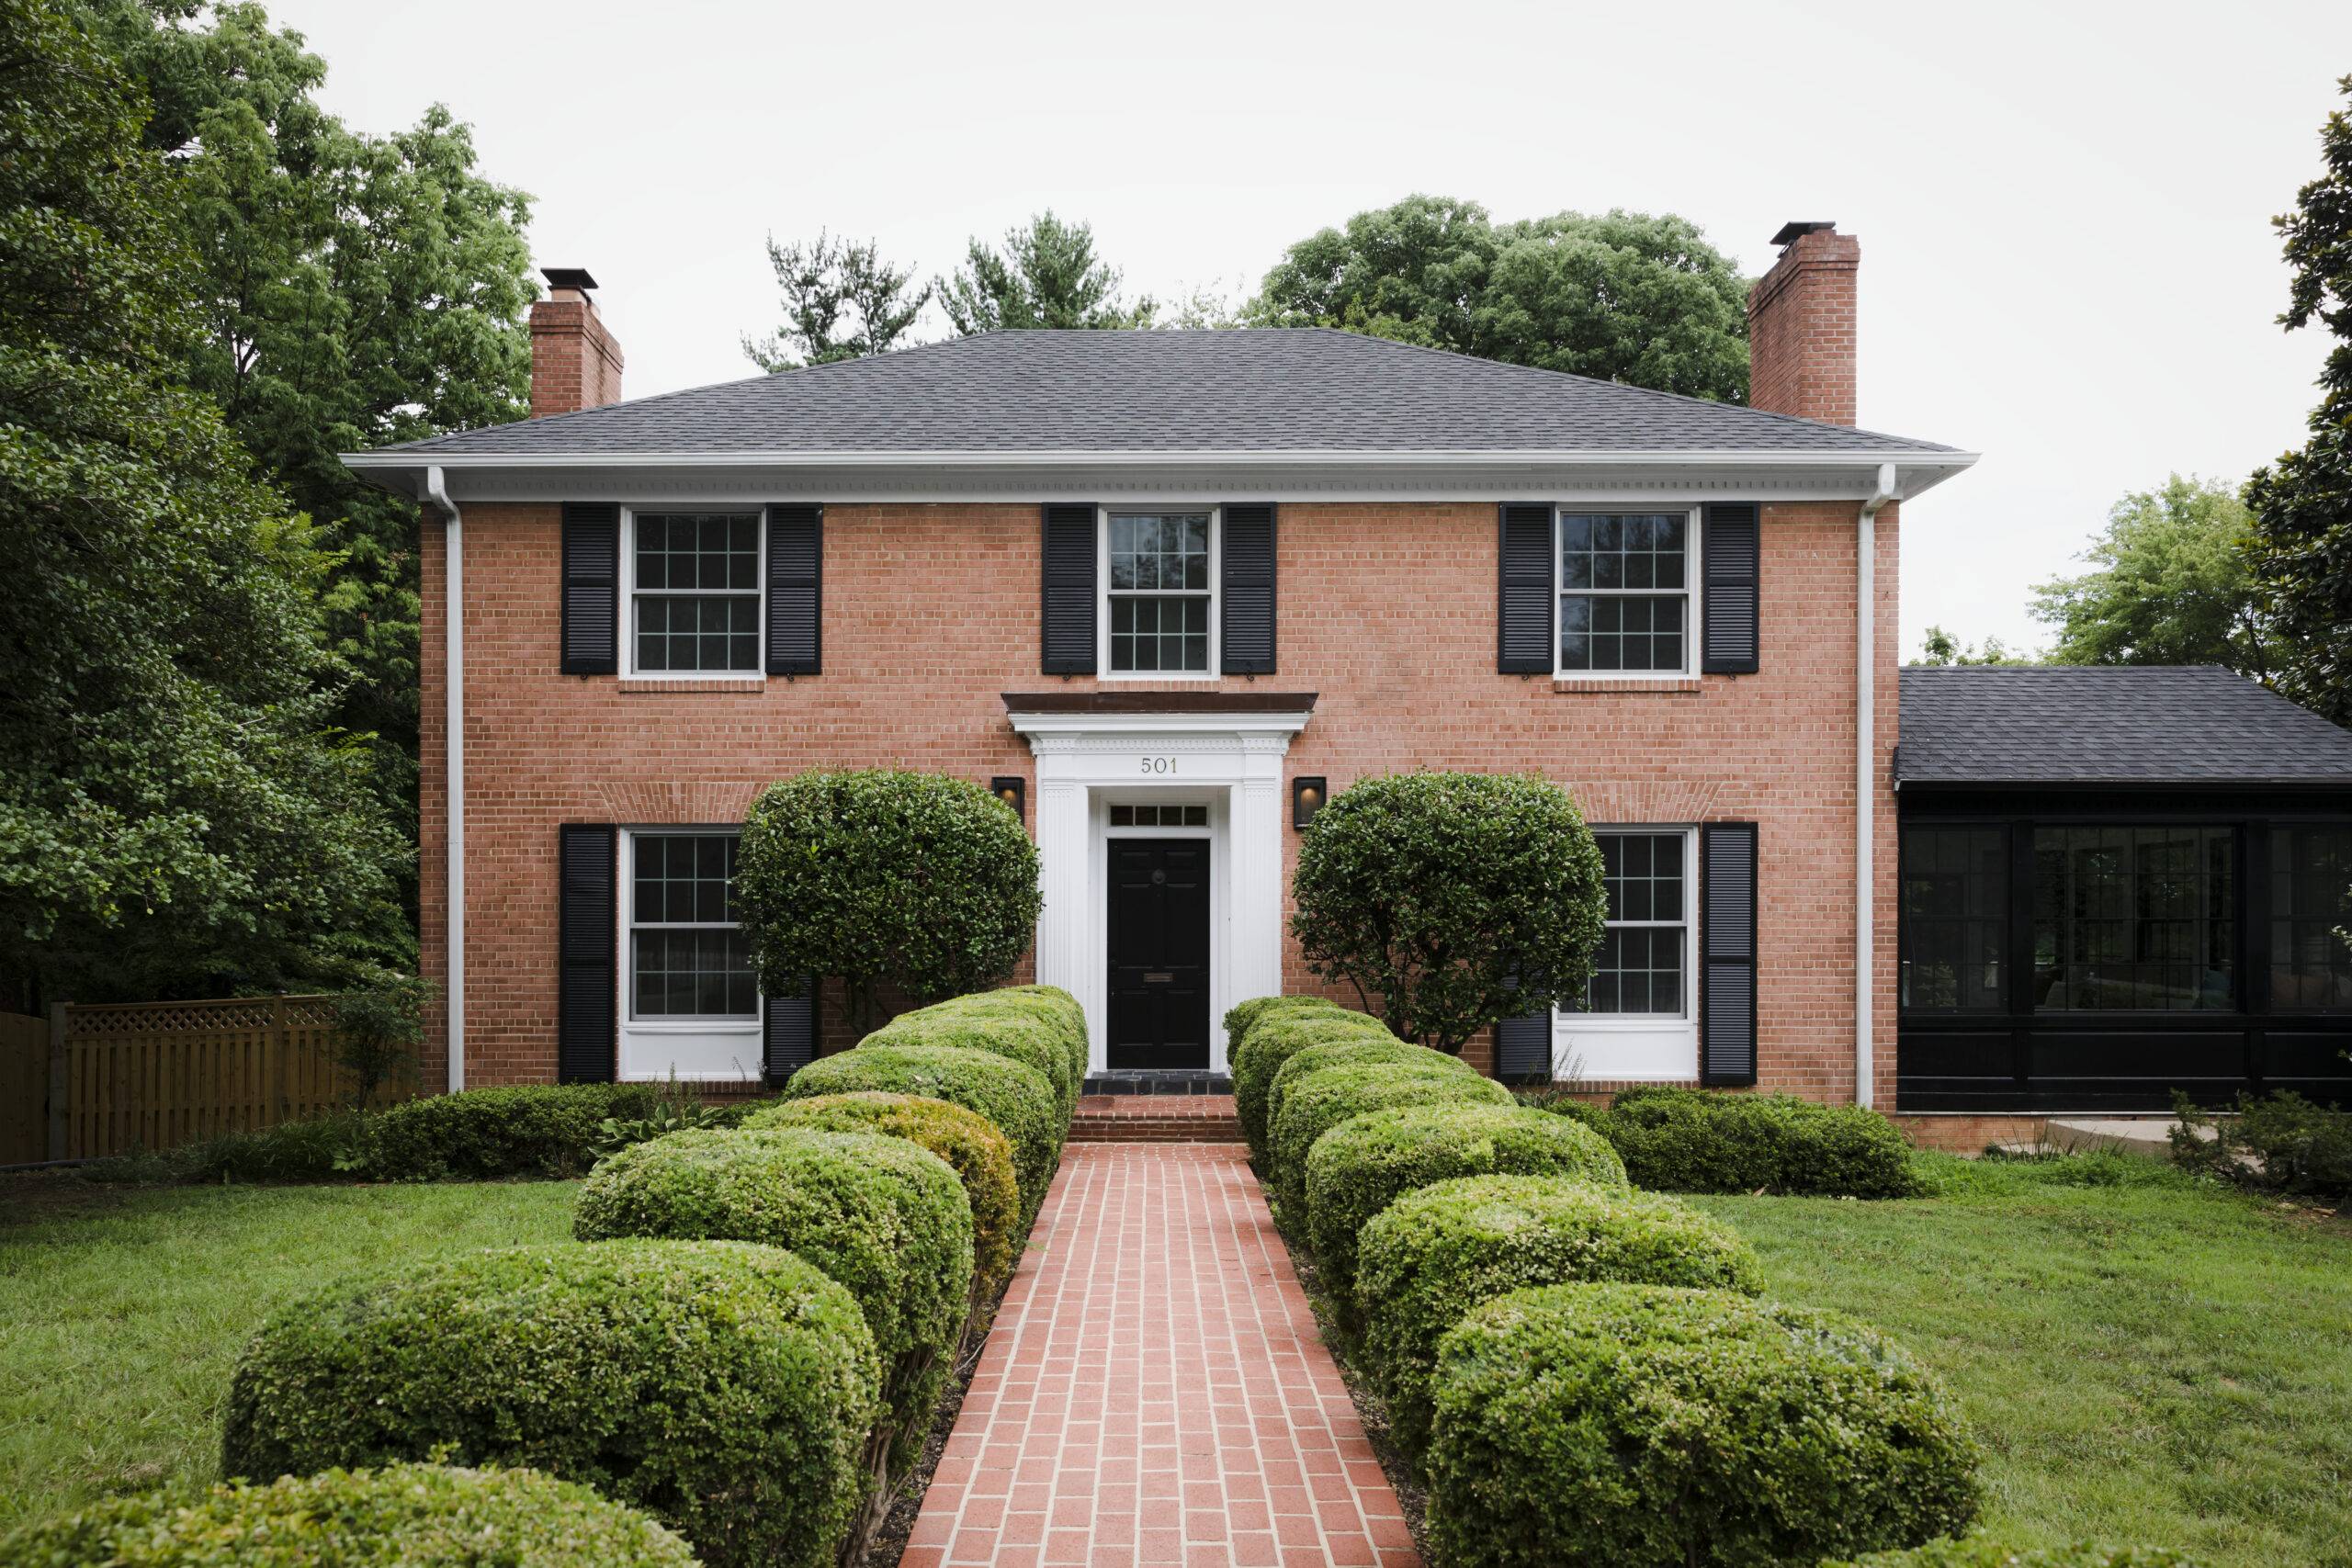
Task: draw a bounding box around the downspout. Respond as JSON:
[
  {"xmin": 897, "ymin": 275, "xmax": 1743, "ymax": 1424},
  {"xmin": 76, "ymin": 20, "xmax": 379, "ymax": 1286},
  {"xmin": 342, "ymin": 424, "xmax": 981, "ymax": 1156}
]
[
  {"xmin": 423, "ymin": 465, "xmax": 465, "ymax": 1094},
  {"xmin": 1855, "ymin": 460, "xmax": 1896, "ymax": 1109}
]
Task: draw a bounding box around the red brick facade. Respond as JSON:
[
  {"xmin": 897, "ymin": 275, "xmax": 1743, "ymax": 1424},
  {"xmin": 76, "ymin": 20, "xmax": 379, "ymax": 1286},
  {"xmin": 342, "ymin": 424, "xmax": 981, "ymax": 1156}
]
[{"xmin": 417, "ymin": 496, "xmax": 1900, "ymax": 1101}]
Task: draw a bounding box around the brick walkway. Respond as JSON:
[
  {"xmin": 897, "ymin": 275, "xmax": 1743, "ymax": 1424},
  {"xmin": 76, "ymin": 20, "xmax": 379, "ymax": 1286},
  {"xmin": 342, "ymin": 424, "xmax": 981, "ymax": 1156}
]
[
  {"xmin": 1069, "ymin": 1095, "xmax": 1242, "ymax": 1143},
  {"xmin": 906, "ymin": 1144, "xmax": 1418, "ymax": 1568}
]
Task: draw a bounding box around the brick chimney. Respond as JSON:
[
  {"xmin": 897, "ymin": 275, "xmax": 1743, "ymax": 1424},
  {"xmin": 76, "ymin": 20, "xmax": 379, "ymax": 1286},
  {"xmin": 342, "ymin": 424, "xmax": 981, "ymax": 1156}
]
[
  {"xmin": 529, "ymin": 267, "xmax": 625, "ymax": 418},
  {"xmin": 1747, "ymin": 221, "xmax": 1859, "ymax": 425}
]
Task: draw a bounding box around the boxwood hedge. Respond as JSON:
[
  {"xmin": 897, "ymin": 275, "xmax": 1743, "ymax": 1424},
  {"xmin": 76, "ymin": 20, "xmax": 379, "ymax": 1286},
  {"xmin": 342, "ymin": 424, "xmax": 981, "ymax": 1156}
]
[
  {"xmin": 573, "ymin": 1127, "xmax": 973, "ymax": 1462},
  {"xmin": 1426, "ymin": 1283, "xmax": 1980, "ymax": 1568},
  {"xmin": 784, "ymin": 1044, "xmax": 1059, "ymax": 1220},
  {"xmin": 1831, "ymin": 1544, "xmax": 2207, "ymax": 1568},
  {"xmin": 1262, "ymin": 1036, "xmax": 1473, "ymax": 1150},
  {"xmin": 0, "ymin": 1463, "xmax": 699, "ymax": 1567},
  {"xmin": 1222, "ymin": 992, "xmax": 1346, "ymax": 1047},
  {"xmin": 866, "ymin": 995, "xmax": 1077, "ymax": 1122},
  {"xmin": 368, "ymin": 1084, "xmax": 760, "ymax": 1181},
  {"xmin": 1231, "ymin": 1005, "xmax": 1388, "ymax": 1164},
  {"xmin": 747, "ymin": 1091, "xmax": 1020, "ymax": 1291},
  {"xmin": 221, "ymin": 1240, "xmax": 880, "ymax": 1568},
  {"xmin": 936, "ymin": 985, "xmax": 1090, "ymax": 1093},
  {"xmin": 1266, "ymin": 1065, "xmax": 1511, "ymax": 1213},
  {"xmin": 1548, "ymin": 1084, "xmax": 1920, "ymax": 1197},
  {"xmin": 1357, "ymin": 1174, "xmax": 1764, "ymax": 1455},
  {"xmin": 1304, "ymin": 1103, "xmax": 1627, "ymax": 1307}
]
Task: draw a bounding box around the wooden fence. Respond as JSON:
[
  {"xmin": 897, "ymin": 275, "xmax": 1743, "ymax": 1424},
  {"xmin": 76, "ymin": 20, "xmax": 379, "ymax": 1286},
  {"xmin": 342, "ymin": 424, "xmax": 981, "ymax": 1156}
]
[{"xmin": 0, "ymin": 995, "xmax": 393, "ymax": 1165}]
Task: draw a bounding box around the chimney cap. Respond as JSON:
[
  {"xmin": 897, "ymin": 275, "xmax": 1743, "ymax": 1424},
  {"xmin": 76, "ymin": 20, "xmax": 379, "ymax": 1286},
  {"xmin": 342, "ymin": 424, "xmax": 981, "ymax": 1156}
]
[
  {"xmin": 1769, "ymin": 220, "xmax": 1838, "ymax": 249},
  {"xmin": 541, "ymin": 266, "xmax": 600, "ymax": 292}
]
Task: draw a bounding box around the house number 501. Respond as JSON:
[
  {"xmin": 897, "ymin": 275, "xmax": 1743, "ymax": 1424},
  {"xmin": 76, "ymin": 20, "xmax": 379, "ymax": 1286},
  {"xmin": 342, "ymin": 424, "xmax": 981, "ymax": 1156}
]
[{"xmin": 1138, "ymin": 757, "xmax": 1177, "ymax": 774}]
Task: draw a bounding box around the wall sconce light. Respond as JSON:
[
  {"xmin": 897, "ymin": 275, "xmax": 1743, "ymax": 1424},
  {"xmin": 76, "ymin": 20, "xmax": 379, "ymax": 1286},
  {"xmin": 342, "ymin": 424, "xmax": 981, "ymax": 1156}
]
[
  {"xmin": 1292, "ymin": 776, "xmax": 1327, "ymax": 830},
  {"xmin": 990, "ymin": 775, "xmax": 1026, "ymax": 824}
]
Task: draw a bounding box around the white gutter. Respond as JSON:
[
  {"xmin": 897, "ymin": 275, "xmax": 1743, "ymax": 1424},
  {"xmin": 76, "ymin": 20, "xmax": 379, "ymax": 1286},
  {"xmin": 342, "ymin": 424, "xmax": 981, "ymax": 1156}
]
[
  {"xmin": 1855, "ymin": 460, "xmax": 1897, "ymax": 1110},
  {"xmin": 422, "ymin": 465, "xmax": 465, "ymax": 1094}
]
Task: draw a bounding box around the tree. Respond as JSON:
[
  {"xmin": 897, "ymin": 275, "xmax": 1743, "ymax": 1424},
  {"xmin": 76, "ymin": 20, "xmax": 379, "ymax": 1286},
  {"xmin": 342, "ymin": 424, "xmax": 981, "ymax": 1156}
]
[
  {"xmin": 742, "ymin": 230, "xmax": 930, "ymax": 371},
  {"xmin": 736, "ymin": 771, "xmax": 1043, "ymax": 1031},
  {"xmin": 78, "ymin": 0, "xmax": 538, "ymax": 939},
  {"xmin": 1915, "ymin": 627, "xmax": 2031, "ymax": 666},
  {"xmin": 1250, "ymin": 196, "xmax": 1751, "ymax": 400},
  {"xmin": 1288, "ymin": 773, "xmax": 1609, "ymax": 1055},
  {"xmin": 2030, "ymin": 475, "xmax": 2269, "ymax": 675},
  {"xmin": 938, "ymin": 211, "xmax": 1155, "ymax": 334},
  {"xmin": 0, "ymin": 0, "xmax": 407, "ymax": 1002},
  {"xmin": 2245, "ymin": 73, "xmax": 2352, "ymax": 725}
]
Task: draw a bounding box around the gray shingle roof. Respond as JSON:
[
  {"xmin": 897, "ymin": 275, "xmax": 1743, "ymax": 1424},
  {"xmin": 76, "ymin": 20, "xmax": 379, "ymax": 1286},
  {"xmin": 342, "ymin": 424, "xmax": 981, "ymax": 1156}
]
[
  {"xmin": 378, "ymin": 328, "xmax": 1959, "ymax": 458},
  {"xmin": 1896, "ymin": 666, "xmax": 2352, "ymax": 786}
]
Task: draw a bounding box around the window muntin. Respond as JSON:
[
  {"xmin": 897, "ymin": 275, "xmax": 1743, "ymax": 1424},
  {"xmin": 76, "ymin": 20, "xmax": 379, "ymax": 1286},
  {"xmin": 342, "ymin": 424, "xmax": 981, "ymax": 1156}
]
[
  {"xmin": 630, "ymin": 512, "xmax": 760, "ymax": 674},
  {"xmin": 1105, "ymin": 512, "xmax": 1213, "ymax": 674},
  {"xmin": 1900, "ymin": 826, "xmax": 2009, "ymax": 1012},
  {"xmin": 628, "ymin": 833, "xmax": 756, "ymax": 1019},
  {"xmin": 1572, "ymin": 831, "xmax": 1690, "ymax": 1016},
  {"xmin": 1557, "ymin": 513, "xmax": 1693, "ymax": 675},
  {"xmin": 2032, "ymin": 825, "xmax": 2234, "ymax": 1012},
  {"xmin": 2272, "ymin": 823, "xmax": 2352, "ymax": 1011}
]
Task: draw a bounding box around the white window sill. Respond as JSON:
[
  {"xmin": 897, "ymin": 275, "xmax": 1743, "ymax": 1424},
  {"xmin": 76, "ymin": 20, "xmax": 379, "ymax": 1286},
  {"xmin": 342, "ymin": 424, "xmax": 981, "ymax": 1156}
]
[
  {"xmin": 1552, "ymin": 676, "xmax": 1702, "ymax": 694},
  {"xmin": 616, "ymin": 676, "xmax": 769, "ymax": 694}
]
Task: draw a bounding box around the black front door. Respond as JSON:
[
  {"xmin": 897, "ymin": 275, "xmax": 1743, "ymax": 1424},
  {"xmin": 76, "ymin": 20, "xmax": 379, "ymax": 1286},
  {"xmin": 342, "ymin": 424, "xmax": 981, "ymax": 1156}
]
[{"xmin": 1106, "ymin": 838, "xmax": 1212, "ymax": 1069}]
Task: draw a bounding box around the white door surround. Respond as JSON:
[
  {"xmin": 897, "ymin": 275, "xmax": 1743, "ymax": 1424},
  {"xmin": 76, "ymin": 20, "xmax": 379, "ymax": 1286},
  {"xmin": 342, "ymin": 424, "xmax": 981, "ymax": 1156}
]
[{"xmin": 1007, "ymin": 699, "xmax": 1315, "ymax": 1075}]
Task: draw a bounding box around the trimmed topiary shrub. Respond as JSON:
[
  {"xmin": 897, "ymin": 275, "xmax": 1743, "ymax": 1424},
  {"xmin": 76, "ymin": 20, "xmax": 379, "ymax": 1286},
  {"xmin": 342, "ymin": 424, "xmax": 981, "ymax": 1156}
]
[
  {"xmin": 1305, "ymin": 1102, "xmax": 1628, "ymax": 1307},
  {"xmin": 1551, "ymin": 1085, "xmax": 1921, "ymax": 1197},
  {"xmin": 947, "ymin": 984, "xmax": 1090, "ymax": 1092},
  {"xmin": 222, "ymin": 1240, "xmax": 880, "ymax": 1568},
  {"xmin": 1427, "ymin": 1283, "xmax": 1980, "ymax": 1568},
  {"xmin": 573, "ymin": 1128, "xmax": 973, "ymax": 1466},
  {"xmin": 748, "ymin": 1091, "xmax": 1021, "ymax": 1291},
  {"xmin": 1231, "ymin": 1006, "xmax": 1392, "ymax": 1165},
  {"xmin": 1830, "ymin": 1543, "xmax": 2208, "ymax": 1568},
  {"xmin": 1267, "ymin": 1065, "xmax": 1512, "ymax": 1213},
  {"xmin": 1289, "ymin": 772, "xmax": 1608, "ymax": 1053},
  {"xmin": 1358, "ymin": 1174, "xmax": 1763, "ymax": 1455},
  {"xmin": 1222, "ymin": 991, "xmax": 1346, "ymax": 1046},
  {"xmin": 1262, "ymin": 1036, "xmax": 1473, "ymax": 1151},
  {"xmin": 784, "ymin": 1044, "xmax": 1059, "ymax": 1220},
  {"xmin": 737, "ymin": 770, "xmax": 1043, "ymax": 1030},
  {"xmin": 866, "ymin": 995, "xmax": 1076, "ymax": 1123},
  {"xmin": 0, "ymin": 1463, "xmax": 700, "ymax": 1566},
  {"xmin": 368, "ymin": 1084, "xmax": 678, "ymax": 1181}
]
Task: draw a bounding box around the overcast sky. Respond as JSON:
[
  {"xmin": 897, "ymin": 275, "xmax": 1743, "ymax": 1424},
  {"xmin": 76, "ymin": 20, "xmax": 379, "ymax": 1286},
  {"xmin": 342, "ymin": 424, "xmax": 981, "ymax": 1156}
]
[{"xmin": 275, "ymin": 0, "xmax": 2347, "ymax": 657}]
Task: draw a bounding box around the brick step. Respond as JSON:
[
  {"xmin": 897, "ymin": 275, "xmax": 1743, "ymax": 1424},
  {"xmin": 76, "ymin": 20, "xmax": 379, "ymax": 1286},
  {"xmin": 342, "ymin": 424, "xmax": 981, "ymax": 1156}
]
[{"xmin": 1069, "ymin": 1093, "xmax": 1241, "ymax": 1144}]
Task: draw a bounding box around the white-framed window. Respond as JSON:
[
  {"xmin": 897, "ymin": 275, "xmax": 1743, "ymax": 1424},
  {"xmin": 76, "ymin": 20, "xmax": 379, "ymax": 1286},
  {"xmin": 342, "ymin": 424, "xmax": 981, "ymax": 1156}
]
[
  {"xmin": 623, "ymin": 509, "xmax": 763, "ymax": 677},
  {"xmin": 1555, "ymin": 826, "xmax": 1700, "ymax": 1081},
  {"xmin": 625, "ymin": 831, "xmax": 757, "ymax": 1022},
  {"xmin": 1555, "ymin": 510, "xmax": 1701, "ymax": 677},
  {"xmin": 1101, "ymin": 508, "xmax": 1218, "ymax": 678}
]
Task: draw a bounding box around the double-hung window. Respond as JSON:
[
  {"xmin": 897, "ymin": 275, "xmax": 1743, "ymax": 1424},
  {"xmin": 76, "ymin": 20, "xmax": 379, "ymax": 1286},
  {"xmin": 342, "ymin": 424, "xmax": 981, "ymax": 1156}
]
[
  {"xmin": 1102, "ymin": 510, "xmax": 1216, "ymax": 675},
  {"xmin": 627, "ymin": 832, "xmax": 756, "ymax": 1022},
  {"xmin": 1557, "ymin": 512, "xmax": 1697, "ymax": 675},
  {"xmin": 1556, "ymin": 828, "xmax": 1699, "ymax": 1080},
  {"xmin": 628, "ymin": 511, "xmax": 762, "ymax": 675}
]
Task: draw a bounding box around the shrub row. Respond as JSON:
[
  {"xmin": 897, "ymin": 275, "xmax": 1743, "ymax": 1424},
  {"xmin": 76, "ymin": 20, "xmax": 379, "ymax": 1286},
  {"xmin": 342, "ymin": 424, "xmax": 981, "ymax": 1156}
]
[
  {"xmin": 207, "ymin": 985, "xmax": 1086, "ymax": 1568},
  {"xmin": 0, "ymin": 1462, "xmax": 699, "ymax": 1567},
  {"xmin": 1832, "ymin": 1545, "xmax": 2211, "ymax": 1568},
  {"xmin": 1544, "ymin": 1083, "xmax": 1922, "ymax": 1197},
  {"xmin": 1220, "ymin": 990, "xmax": 1980, "ymax": 1568},
  {"xmin": 368, "ymin": 1082, "xmax": 760, "ymax": 1182}
]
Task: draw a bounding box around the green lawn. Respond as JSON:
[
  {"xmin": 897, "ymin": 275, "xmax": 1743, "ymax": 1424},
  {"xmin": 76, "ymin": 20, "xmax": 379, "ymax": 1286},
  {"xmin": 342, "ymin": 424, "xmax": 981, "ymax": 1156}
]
[
  {"xmin": 1693, "ymin": 1157, "xmax": 2352, "ymax": 1568},
  {"xmin": 0, "ymin": 1175, "xmax": 577, "ymax": 1536}
]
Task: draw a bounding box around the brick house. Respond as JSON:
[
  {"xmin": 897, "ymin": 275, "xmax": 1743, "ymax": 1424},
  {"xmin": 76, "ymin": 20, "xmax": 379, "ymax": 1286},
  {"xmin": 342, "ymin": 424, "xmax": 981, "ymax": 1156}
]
[{"xmin": 345, "ymin": 222, "xmax": 2352, "ymax": 1133}]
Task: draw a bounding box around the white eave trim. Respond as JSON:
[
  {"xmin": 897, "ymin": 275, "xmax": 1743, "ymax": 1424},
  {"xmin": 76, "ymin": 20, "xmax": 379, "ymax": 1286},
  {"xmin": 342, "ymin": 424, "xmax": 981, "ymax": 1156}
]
[{"xmin": 345, "ymin": 446, "xmax": 1975, "ymax": 471}]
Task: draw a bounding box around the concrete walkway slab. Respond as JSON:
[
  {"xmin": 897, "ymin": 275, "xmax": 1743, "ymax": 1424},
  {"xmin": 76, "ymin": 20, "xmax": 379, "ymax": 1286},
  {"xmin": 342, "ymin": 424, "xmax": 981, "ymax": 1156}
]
[{"xmin": 905, "ymin": 1143, "xmax": 1418, "ymax": 1568}]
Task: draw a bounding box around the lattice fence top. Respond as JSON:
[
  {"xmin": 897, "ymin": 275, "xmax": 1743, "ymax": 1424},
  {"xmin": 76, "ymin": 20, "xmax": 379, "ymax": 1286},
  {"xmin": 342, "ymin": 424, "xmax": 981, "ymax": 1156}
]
[{"xmin": 66, "ymin": 995, "xmax": 343, "ymax": 1037}]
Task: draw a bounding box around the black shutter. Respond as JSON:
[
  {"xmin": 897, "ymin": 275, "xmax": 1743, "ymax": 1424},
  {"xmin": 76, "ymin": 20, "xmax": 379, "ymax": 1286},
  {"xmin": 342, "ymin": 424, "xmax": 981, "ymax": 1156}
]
[
  {"xmin": 557, "ymin": 824, "xmax": 617, "ymax": 1083},
  {"xmin": 1700, "ymin": 821, "xmax": 1758, "ymax": 1087},
  {"xmin": 763, "ymin": 976, "xmax": 817, "ymax": 1084},
  {"xmin": 765, "ymin": 505, "xmax": 821, "ymax": 676},
  {"xmin": 560, "ymin": 503, "xmax": 620, "ymax": 675},
  {"xmin": 1498, "ymin": 503, "xmax": 1554, "ymax": 673},
  {"xmin": 1040, "ymin": 504, "xmax": 1097, "ymax": 674},
  {"xmin": 1701, "ymin": 503, "xmax": 1760, "ymax": 674},
  {"xmin": 1220, "ymin": 503, "xmax": 1277, "ymax": 674}
]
